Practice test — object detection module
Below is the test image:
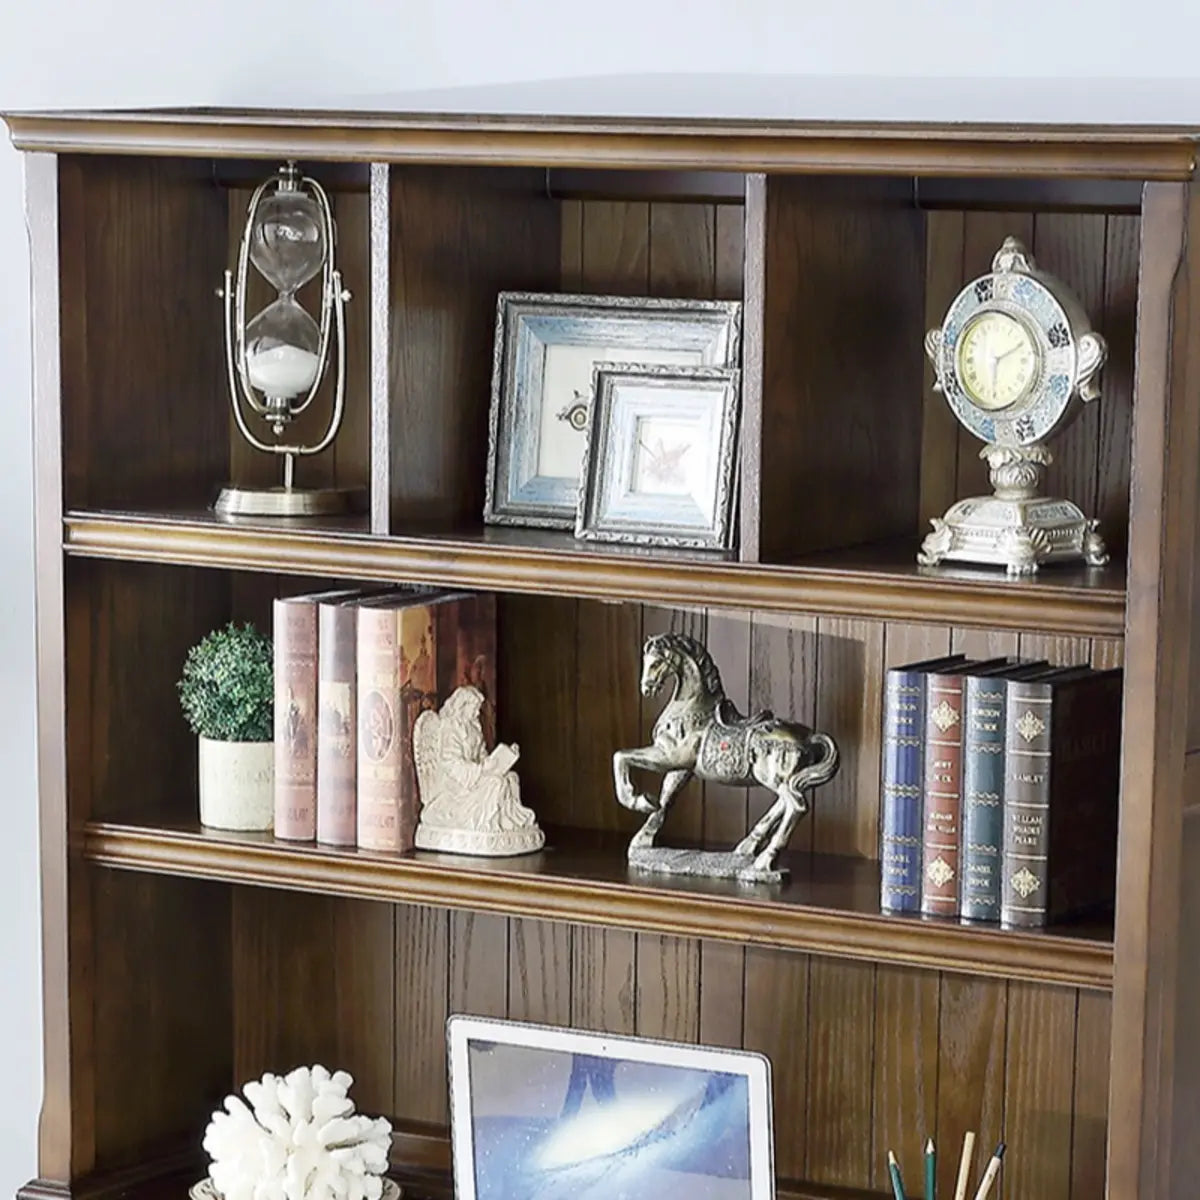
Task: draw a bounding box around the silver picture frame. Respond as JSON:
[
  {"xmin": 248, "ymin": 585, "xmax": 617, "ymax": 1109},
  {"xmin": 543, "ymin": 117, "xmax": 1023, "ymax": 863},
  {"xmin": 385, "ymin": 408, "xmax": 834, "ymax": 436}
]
[
  {"xmin": 576, "ymin": 363, "xmax": 741, "ymax": 551},
  {"xmin": 483, "ymin": 292, "xmax": 742, "ymax": 530}
]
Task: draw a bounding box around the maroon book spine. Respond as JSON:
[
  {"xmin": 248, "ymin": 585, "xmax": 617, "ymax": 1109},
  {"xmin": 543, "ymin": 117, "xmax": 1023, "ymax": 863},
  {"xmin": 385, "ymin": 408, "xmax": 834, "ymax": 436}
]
[
  {"xmin": 921, "ymin": 670, "xmax": 965, "ymax": 916},
  {"xmin": 316, "ymin": 600, "xmax": 358, "ymax": 846},
  {"xmin": 436, "ymin": 593, "xmax": 498, "ymax": 744},
  {"xmin": 273, "ymin": 597, "xmax": 318, "ymax": 840},
  {"xmin": 356, "ymin": 604, "xmax": 405, "ymax": 852}
]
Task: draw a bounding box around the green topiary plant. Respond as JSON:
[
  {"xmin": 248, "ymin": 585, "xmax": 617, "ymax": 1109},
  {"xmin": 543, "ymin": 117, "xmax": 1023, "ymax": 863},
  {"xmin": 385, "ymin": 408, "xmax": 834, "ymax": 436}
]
[{"xmin": 178, "ymin": 622, "xmax": 274, "ymax": 742}]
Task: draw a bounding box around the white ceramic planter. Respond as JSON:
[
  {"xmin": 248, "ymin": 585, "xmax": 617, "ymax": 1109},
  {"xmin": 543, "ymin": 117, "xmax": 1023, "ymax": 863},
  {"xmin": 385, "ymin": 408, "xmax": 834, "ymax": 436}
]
[{"xmin": 198, "ymin": 737, "xmax": 274, "ymax": 831}]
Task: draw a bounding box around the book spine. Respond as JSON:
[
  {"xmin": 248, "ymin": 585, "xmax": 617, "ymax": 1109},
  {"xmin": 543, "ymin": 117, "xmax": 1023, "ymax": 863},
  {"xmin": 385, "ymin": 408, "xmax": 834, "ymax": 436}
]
[
  {"xmin": 397, "ymin": 604, "xmax": 437, "ymax": 851},
  {"xmin": 316, "ymin": 602, "xmax": 358, "ymax": 846},
  {"xmin": 960, "ymin": 675, "xmax": 1006, "ymax": 922},
  {"xmin": 879, "ymin": 668, "xmax": 925, "ymax": 913},
  {"xmin": 921, "ymin": 672, "xmax": 964, "ymax": 916},
  {"xmin": 273, "ymin": 598, "xmax": 318, "ymax": 840},
  {"xmin": 356, "ymin": 606, "xmax": 404, "ymax": 852},
  {"xmin": 1002, "ymin": 680, "xmax": 1053, "ymax": 929}
]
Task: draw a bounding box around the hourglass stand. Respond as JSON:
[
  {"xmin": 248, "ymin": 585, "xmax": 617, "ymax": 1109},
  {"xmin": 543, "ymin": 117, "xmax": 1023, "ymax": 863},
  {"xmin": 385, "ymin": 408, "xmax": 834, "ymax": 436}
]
[{"xmin": 214, "ymin": 163, "xmax": 365, "ymax": 519}]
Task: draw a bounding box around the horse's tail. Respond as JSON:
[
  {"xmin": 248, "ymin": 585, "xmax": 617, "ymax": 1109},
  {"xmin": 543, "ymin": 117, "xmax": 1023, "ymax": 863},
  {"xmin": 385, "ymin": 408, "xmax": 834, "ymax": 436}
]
[{"xmin": 787, "ymin": 732, "xmax": 840, "ymax": 802}]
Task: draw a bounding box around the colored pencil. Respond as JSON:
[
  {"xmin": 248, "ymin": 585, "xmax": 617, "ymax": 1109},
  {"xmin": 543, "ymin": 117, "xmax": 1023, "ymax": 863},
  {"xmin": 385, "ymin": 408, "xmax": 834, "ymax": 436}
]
[
  {"xmin": 925, "ymin": 1137, "xmax": 936, "ymax": 1200},
  {"xmin": 888, "ymin": 1150, "xmax": 908, "ymax": 1200},
  {"xmin": 953, "ymin": 1131, "xmax": 976, "ymax": 1200},
  {"xmin": 971, "ymin": 1142, "xmax": 1006, "ymax": 1200}
]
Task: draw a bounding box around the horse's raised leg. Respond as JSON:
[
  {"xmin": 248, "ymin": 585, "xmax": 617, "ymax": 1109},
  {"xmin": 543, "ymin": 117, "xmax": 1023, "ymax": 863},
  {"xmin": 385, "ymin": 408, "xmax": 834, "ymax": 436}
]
[
  {"xmin": 613, "ymin": 745, "xmax": 683, "ymax": 814},
  {"xmin": 630, "ymin": 769, "xmax": 692, "ymax": 848}
]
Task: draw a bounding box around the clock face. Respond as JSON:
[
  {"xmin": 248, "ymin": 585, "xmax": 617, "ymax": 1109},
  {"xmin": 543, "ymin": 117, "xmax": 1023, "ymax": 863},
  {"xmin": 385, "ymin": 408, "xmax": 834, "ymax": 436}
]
[{"xmin": 955, "ymin": 311, "xmax": 1039, "ymax": 411}]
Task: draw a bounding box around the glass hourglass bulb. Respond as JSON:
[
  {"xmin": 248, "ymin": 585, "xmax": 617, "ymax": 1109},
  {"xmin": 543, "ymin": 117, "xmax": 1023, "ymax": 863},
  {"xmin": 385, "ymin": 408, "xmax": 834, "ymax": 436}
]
[
  {"xmin": 245, "ymin": 297, "xmax": 322, "ymax": 398},
  {"xmin": 249, "ymin": 188, "xmax": 326, "ymax": 293}
]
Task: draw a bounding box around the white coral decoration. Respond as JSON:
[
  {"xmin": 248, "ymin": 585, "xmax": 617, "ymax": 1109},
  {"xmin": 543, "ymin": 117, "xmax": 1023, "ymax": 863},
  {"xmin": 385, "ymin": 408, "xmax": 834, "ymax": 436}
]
[{"xmin": 203, "ymin": 1065, "xmax": 392, "ymax": 1200}]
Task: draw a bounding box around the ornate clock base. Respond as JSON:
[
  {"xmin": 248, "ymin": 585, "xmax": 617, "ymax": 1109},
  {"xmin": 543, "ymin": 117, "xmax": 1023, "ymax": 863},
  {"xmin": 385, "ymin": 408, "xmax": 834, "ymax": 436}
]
[
  {"xmin": 917, "ymin": 443, "xmax": 1108, "ymax": 576},
  {"xmin": 919, "ymin": 497, "xmax": 1108, "ymax": 576}
]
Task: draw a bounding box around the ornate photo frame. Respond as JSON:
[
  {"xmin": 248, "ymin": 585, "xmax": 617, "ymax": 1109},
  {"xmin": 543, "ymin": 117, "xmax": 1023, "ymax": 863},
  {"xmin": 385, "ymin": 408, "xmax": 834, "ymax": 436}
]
[
  {"xmin": 575, "ymin": 363, "xmax": 741, "ymax": 551},
  {"xmin": 483, "ymin": 292, "xmax": 741, "ymax": 529}
]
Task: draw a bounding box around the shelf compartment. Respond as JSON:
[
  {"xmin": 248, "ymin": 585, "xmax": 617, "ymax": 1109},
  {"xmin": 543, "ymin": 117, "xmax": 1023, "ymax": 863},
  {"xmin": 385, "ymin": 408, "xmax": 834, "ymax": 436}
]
[
  {"xmin": 84, "ymin": 819, "xmax": 1114, "ymax": 991},
  {"xmin": 64, "ymin": 509, "xmax": 1126, "ymax": 635}
]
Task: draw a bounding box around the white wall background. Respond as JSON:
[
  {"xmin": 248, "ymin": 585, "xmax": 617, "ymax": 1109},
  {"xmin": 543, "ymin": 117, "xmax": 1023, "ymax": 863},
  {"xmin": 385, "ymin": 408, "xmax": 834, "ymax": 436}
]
[{"xmin": 4, "ymin": 1, "xmax": 1200, "ymax": 1194}]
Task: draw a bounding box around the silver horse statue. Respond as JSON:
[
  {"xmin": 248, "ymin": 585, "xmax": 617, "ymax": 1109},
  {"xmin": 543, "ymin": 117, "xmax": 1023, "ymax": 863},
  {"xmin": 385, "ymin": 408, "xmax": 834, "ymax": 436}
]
[{"xmin": 613, "ymin": 632, "xmax": 839, "ymax": 882}]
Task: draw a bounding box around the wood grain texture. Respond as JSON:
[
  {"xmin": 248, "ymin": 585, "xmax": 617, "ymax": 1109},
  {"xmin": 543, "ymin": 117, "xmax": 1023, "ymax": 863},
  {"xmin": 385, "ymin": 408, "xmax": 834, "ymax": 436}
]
[
  {"xmin": 813, "ymin": 618, "xmax": 884, "ymax": 858},
  {"xmin": 496, "ymin": 594, "xmax": 577, "ymax": 828},
  {"xmin": 740, "ymin": 174, "xmax": 767, "ymax": 561},
  {"xmin": 1032, "ymin": 212, "xmax": 1107, "ymax": 518},
  {"xmin": 393, "ymin": 904, "xmax": 450, "ymax": 1126},
  {"xmin": 91, "ymin": 871, "xmax": 231, "ymax": 1169},
  {"xmin": 571, "ymin": 926, "xmax": 636, "ymax": 1034},
  {"xmin": 332, "ymin": 899, "xmax": 396, "ymax": 1118},
  {"xmin": 64, "ymin": 513, "xmax": 1129, "ymax": 637},
  {"xmin": 698, "ymin": 939, "xmax": 745, "ymax": 1048},
  {"xmin": 448, "ymin": 911, "xmax": 508, "ymax": 1018},
  {"xmin": 507, "ymin": 918, "xmax": 572, "ymax": 1025},
  {"xmin": 388, "ymin": 167, "xmax": 559, "ymax": 528},
  {"xmin": 870, "ymin": 965, "xmax": 939, "ymax": 1194},
  {"xmin": 749, "ymin": 612, "xmax": 819, "ymax": 837},
  {"xmin": 744, "ymin": 946, "xmax": 809, "ymax": 1183},
  {"xmin": 805, "ymin": 959, "xmax": 875, "ymax": 1187},
  {"xmin": 1108, "ymin": 182, "xmax": 1200, "ymax": 1200},
  {"xmin": 11, "ymin": 110, "xmax": 1198, "ymax": 180},
  {"xmin": 1072, "ymin": 989, "xmax": 1112, "ymax": 1200},
  {"xmin": 635, "ymin": 934, "xmax": 700, "ymax": 1040},
  {"xmin": 1168, "ymin": 805, "xmax": 1200, "ymax": 1198},
  {"xmin": 934, "ymin": 976, "xmax": 1007, "ymax": 1200},
  {"xmin": 59, "ymin": 156, "xmax": 227, "ymax": 510},
  {"xmin": 574, "ymin": 600, "xmax": 642, "ymax": 834},
  {"xmin": 920, "ymin": 209, "xmax": 965, "ymax": 527},
  {"xmin": 758, "ymin": 178, "xmax": 926, "ymax": 559},
  {"xmin": 1097, "ymin": 214, "xmax": 1139, "ymax": 559},
  {"xmin": 1003, "ymin": 983, "xmax": 1078, "ymax": 1200}
]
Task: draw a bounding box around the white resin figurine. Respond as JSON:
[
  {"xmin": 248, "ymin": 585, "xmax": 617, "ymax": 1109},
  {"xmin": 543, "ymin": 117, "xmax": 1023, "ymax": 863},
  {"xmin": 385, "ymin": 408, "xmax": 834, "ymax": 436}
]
[
  {"xmin": 413, "ymin": 685, "xmax": 544, "ymax": 855},
  {"xmin": 201, "ymin": 1065, "xmax": 393, "ymax": 1200}
]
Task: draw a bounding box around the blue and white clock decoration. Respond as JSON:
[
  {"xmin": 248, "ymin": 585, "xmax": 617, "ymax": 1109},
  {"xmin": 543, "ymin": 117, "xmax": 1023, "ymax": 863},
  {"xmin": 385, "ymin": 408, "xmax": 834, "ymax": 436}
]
[{"xmin": 921, "ymin": 236, "xmax": 1108, "ymax": 576}]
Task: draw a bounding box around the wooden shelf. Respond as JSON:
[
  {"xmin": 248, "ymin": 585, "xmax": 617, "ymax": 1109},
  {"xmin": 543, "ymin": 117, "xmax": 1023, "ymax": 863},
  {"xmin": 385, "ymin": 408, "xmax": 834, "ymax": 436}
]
[
  {"xmin": 63, "ymin": 509, "xmax": 1127, "ymax": 635},
  {"xmin": 84, "ymin": 818, "xmax": 1114, "ymax": 990}
]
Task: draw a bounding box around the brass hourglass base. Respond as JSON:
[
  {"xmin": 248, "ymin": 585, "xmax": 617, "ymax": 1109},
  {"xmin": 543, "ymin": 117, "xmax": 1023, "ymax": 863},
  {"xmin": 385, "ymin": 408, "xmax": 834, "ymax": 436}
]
[{"xmin": 213, "ymin": 484, "xmax": 366, "ymax": 518}]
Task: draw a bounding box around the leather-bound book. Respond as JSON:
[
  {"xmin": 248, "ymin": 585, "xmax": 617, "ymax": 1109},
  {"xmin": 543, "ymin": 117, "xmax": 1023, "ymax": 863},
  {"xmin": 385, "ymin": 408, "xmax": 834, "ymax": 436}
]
[
  {"xmin": 1001, "ymin": 666, "xmax": 1124, "ymax": 929},
  {"xmin": 920, "ymin": 658, "xmax": 1014, "ymax": 917},
  {"xmin": 356, "ymin": 589, "xmax": 455, "ymax": 852},
  {"xmin": 879, "ymin": 654, "xmax": 965, "ymax": 913},
  {"xmin": 316, "ymin": 592, "xmax": 384, "ymax": 846},
  {"xmin": 273, "ymin": 587, "xmax": 364, "ymax": 841},
  {"xmin": 960, "ymin": 660, "xmax": 1049, "ymax": 923}
]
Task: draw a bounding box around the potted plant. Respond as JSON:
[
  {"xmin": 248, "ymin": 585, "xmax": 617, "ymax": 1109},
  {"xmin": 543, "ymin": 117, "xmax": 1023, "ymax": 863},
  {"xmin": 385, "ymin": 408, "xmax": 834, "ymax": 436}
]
[{"xmin": 178, "ymin": 622, "xmax": 274, "ymax": 831}]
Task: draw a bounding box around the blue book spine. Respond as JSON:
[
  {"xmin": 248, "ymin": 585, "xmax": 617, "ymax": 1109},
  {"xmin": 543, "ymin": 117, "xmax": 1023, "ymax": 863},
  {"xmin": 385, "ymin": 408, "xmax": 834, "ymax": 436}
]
[
  {"xmin": 961, "ymin": 674, "xmax": 1006, "ymax": 922},
  {"xmin": 880, "ymin": 668, "xmax": 925, "ymax": 912}
]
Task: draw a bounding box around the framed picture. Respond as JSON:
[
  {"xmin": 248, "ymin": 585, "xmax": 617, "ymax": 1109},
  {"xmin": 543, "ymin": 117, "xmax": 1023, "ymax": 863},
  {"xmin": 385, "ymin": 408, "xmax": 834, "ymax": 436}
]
[
  {"xmin": 483, "ymin": 292, "xmax": 741, "ymax": 529},
  {"xmin": 576, "ymin": 364, "xmax": 740, "ymax": 550}
]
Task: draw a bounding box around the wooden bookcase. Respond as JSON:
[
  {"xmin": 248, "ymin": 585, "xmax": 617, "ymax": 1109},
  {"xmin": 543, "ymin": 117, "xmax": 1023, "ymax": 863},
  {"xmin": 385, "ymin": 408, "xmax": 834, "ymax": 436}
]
[{"xmin": 5, "ymin": 108, "xmax": 1200, "ymax": 1200}]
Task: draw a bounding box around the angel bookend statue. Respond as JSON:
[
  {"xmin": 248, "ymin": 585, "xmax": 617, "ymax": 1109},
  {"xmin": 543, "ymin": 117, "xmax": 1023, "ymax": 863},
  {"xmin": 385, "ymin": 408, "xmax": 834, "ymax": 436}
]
[
  {"xmin": 615, "ymin": 633, "xmax": 839, "ymax": 883},
  {"xmin": 413, "ymin": 685, "xmax": 545, "ymax": 856}
]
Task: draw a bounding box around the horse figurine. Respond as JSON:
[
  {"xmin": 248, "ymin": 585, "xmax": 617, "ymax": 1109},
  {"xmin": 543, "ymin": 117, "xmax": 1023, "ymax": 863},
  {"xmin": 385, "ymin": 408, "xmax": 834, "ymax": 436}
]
[{"xmin": 613, "ymin": 632, "xmax": 839, "ymax": 882}]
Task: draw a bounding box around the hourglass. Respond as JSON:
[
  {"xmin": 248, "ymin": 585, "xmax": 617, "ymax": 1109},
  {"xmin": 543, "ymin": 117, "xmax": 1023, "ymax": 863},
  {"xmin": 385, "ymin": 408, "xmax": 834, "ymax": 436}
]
[{"xmin": 216, "ymin": 162, "xmax": 359, "ymax": 516}]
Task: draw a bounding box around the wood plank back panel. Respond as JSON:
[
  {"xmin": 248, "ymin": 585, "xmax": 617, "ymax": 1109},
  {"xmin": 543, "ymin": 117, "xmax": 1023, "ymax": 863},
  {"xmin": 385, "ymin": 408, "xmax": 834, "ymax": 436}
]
[
  {"xmin": 757, "ymin": 177, "xmax": 926, "ymax": 561},
  {"xmin": 90, "ymin": 871, "xmax": 232, "ymax": 1169},
  {"xmin": 217, "ymin": 893, "xmax": 1102, "ymax": 1197},
  {"xmin": 59, "ymin": 156, "xmax": 228, "ymax": 510},
  {"xmin": 387, "ymin": 167, "xmax": 559, "ymax": 529}
]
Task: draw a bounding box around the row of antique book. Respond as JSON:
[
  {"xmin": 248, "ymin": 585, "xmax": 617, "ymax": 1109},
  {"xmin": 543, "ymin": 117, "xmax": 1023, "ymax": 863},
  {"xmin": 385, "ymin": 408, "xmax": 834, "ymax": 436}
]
[
  {"xmin": 272, "ymin": 585, "xmax": 496, "ymax": 850},
  {"xmin": 879, "ymin": 654, "xmax": 1123, "ymax": 929}
]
